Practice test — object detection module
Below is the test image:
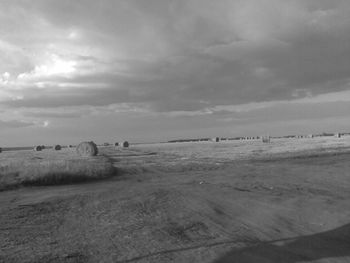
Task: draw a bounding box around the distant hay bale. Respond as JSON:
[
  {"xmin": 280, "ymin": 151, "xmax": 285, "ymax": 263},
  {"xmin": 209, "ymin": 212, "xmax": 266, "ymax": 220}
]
[
  {"xmin": 261, "ymin": 135, "xmax": 270, "ymax": 143},
  {"xmin": 34, "ymin": 145, "xmax": 42, "ymax": 151},
  {"xmin": 122, "ymin": 141, "xmax": 129, "ymax": 147},
  {"xmin": 76, "ymin": 141, "xmax": 98, "ymax": 157},
  {"xmin": 103, "ymin": 142, "xmax": 109, "ymax": 146},
  {"xmin": 211, "ymin": 137, "xmax": 220, "ymax": 142},
  {"xmin": 115, "ymin": 142, "xmax": 119, "ymax": 147},
  {"xmin": 54, "ymin": 145, "xmax": 62, "ymax": 151},
  {"xmin": 68, "ymin": 145, "xmax": 73, "ymax": 148},
  {"xmin": 0, "ymin": 147, "xmax": 2, "ymax": 153},
  {"xmin": 334, "ymin": 133, "xmax": 341, "ymax": 138},
  {"xmin": 307, "ymin": 134, "xmax": 314, "ymax": 138}
]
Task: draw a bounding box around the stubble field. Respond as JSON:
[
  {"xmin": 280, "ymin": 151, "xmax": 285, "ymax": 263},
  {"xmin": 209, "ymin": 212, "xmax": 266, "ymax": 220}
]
[{"xmin": 1, "ymin": 137, "xmax": 350, "ymax": 263}]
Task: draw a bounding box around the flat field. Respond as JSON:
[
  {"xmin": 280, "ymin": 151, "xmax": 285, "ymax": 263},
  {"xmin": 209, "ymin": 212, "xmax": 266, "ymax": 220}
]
[{"xmin": 1, "ymin": 137, "xmax": 350, "ymax": 262}]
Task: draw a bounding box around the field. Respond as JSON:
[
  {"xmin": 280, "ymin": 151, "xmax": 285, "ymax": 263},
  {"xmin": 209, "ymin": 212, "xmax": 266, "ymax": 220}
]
[
  {"xmin": 1, "ymin": 137, "xmax": 350, "ymax": 262},
  {"xmin": 0, "ymin": 148, "xmax": 115, "ymax": 191}
]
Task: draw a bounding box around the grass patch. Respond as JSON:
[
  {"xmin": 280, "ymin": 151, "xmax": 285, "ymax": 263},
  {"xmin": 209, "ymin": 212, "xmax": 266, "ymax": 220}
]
[{"xmin": 0, "ymin": 150, "xmax": 116, "ymax": 191}]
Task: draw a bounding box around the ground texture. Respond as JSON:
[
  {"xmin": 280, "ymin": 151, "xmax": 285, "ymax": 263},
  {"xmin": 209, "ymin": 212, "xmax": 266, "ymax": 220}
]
[{"xmin": 1, "ymin": 138, "xmax": 350, "ymax": 262}]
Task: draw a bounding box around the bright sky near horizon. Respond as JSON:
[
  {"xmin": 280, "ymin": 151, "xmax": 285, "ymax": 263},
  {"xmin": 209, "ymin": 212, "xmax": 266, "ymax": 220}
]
[{"xmin": 1, "ymin": 0, "xmax": 350, "ymax": 146}]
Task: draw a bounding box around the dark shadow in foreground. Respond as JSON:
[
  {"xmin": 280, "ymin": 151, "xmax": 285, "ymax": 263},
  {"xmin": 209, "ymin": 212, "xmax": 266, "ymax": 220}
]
[{"xmin": 214, "ymin": 223, "xmax": 350, "ymax": 263}]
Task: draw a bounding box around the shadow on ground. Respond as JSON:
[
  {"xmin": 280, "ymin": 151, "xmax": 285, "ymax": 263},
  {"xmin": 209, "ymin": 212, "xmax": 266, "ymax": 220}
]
[{"xmin": 214, "ymin": 223, "xmax": 350, "ymax": 263}]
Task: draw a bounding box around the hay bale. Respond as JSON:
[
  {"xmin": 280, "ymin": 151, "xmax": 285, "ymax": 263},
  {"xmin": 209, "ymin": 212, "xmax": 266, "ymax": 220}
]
[
  {"xmin": 262, "ymin": 135, "xmax": 270, "ymax": 143},
  {"xmin": 334, "ymin": 133, "xmax": 341, "ymax": 138},
  {"xmin": 115, "ymin": 142, "xmax": 119, "ymax": 147},
  {"xmin": 76, "ymin": 141, "xmax": 98, "ymax": 157},
  {"xmin": 34, "ymin": 145, "xmax": 42, "ymax": 151},
  {"xmin": 0, "ymin": 147, "xmax": 2, "ymax": 153},
  {"xmin": 54, "ymin": 145, "xmax": 61, "ymax": 151},
  {"xmin": 67, "ymin": 145, "xmax": 73, "ymax": 148},
  {"xmin": 211, "ymin": 137, "xmax": 220, "ymax": 142},
  {"xmin": 122, "ymin": 141, "xmax": 129, "ymax": 148}
]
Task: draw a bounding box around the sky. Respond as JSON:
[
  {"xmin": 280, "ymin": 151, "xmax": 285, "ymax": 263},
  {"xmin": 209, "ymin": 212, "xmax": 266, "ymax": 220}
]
[{"xmin": 1, "ymin": 0, "xmax": 350, "ymax": 146}]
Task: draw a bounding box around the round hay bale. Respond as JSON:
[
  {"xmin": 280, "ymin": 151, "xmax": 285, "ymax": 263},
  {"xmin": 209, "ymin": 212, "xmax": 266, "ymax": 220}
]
[
  {"xmin": 261, "ymin": 135, "xmax": 271, "ymax": 143},
  {"xmin": 122, "ymin": 141, "xmax": 129, "ymax": 148},
  {"xmin": 67, "ymin": 145, "xmax": 73, "ymax": 148},
  {"xmin": 54, "ymin": 145, "xmax": 62, "ymax": 151},
  {"xmin": 76, "ymin": 141, "xmax": 98, "ymax": 157},
  {"xmin": 34, "ymin": 145, "xmax": 42, "ymax": 151},
  {"xmin": 115, "ymin": 142, "xmax": 119, "ymax": 147}
]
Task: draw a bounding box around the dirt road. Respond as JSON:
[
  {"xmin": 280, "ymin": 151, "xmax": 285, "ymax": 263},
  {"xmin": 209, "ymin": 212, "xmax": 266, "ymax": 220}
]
[{"xmin": 1, "ymin": 145, "xmax": 350, "ymax": 262}]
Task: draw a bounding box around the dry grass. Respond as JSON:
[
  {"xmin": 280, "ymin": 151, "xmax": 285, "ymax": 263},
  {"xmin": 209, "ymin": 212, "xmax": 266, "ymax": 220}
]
[
  {"xmin": 2, "ymin": 140, "xmax": 350, "ymax": 262},
  {"xmin": 2, "ymin": 137, "xmax": 350, "ymax": 262},
  {"xmin": 136, "ymin": 136, "xmax": 350, "ymax": 161},
  {"xmin": 0, "ymin": 148, "xmax": 116, "ymax": 191}
]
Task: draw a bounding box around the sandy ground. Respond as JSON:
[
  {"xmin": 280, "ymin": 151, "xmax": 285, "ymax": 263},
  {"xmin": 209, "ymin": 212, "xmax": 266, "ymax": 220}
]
[{"xmin": 1, "ymin": 138, "xmax": 350, "ymax": 262}]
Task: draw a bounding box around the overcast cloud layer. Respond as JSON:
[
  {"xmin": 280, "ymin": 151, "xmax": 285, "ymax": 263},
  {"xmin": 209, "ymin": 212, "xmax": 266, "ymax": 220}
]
[{"xmin": 1, "ymin": 0, "xmax": 350, "ymax": 146}]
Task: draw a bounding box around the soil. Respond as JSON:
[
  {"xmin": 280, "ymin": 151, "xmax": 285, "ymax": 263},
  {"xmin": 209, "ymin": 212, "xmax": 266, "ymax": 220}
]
[{"xmin": 1, "ymin": 141, "xmax": 350, "ymax": 262}]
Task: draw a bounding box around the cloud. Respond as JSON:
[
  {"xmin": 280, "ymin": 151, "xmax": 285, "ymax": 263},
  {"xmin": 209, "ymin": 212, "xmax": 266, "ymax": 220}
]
[
  {"xmin": 9, "ymin": 103, "xmax": 150, "ymax": 122},
  {"xmin": 0, "ymin": 119, "xmax": 35, "ymax": 129},
  {"xmin": 17, "ymin": 54, "xmax": 77, "ymax": 80},
  {"xmin": 42, "ymin": 120, "xmax": 49, "ymax": 127},
  {"xmin": 22, "ymin": 109, "xmax": 87, "ymax": 119},
  {"xmin": 1, "ymin": 0, "xmax": 350, "ymax": 113},
  {"xmin": 1, "ymin": 0, "xmax": 350, "ymax": 145}
]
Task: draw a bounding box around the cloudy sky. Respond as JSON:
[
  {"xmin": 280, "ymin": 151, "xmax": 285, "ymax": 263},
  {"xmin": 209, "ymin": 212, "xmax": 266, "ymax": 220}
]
[{"xmin": 1, "ymin": 0, "xmax": 350, "ymax": 146}]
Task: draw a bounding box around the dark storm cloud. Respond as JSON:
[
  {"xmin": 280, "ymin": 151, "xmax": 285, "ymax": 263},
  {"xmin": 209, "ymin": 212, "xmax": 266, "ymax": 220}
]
[{"xmin": 2, "ymin": 0, "xmax": 350, "ymax": 111}]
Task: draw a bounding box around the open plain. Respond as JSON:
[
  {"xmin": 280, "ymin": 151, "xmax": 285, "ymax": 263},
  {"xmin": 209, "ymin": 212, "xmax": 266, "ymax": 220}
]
[{"xmin": 1, "ymin": 137, "xmax": 350, "ymax": 263}]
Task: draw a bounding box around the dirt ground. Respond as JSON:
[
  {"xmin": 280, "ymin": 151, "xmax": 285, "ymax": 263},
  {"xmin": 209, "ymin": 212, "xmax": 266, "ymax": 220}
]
[{"xmin": 1, "ymin": 139, "xmax": 350, "ymax": 262}]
